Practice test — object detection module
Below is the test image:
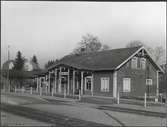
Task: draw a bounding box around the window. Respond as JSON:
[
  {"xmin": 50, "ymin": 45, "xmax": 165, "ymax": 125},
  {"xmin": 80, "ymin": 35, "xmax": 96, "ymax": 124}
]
[
  {"xmin": 85, "ymin": 77, "xmax": 92, "ymax": 90},
  {"xmin": 140, "ymin": 58, "xmax": 146, "ymax": 69},
  {"xmin": 101, "ymin": 77, "xmax": 109, "ymax": 92},
  {"xmin": 131, "ymin": 57, "xmax": 138, "ymax": 69},
  {"xmin": 146, "ymin": 79, "xmax": 152, "ymax": 85},
  {"xmin": 123, "ymin": 78, "xmax": 131, "ymax": 92}
]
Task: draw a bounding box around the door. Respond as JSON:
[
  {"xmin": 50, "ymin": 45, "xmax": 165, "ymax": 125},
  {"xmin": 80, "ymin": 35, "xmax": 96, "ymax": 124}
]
[{"xmin": 85, "ymin": 76, "xmax": 92, "ymax": 91}]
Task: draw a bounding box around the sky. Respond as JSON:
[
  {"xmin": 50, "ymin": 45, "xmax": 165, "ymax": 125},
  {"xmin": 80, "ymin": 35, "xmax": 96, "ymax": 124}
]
[{"xmin": 1, "ymin": 2, "xmax": 166, "ymax": 68}]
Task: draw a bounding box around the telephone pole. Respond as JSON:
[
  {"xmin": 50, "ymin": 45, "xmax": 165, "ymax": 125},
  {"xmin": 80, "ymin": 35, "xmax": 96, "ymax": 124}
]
[{"xmin": 7, "ymin": 45, "xmax": 10, "ymax": 92}]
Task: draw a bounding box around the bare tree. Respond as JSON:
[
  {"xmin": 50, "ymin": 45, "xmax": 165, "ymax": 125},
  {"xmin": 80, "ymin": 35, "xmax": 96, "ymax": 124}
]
[
  {"xmin": 126, "ymin": 40, "xmax": 144, "ymax": 48},
  {"xmin": 153, "ymin": 46, "xmax": 166, "ymax": 65},
  {"xmin": 126, "ymin": 40, "xmax": 165, "ymax": 65},
  {"xmin": 101, "ymin": 44, "xmax": 111, "ymax": 51},
  {"xmin": 72, "ymin": 33, "xmax": 110, "ymax": 54},
  {"xmin": 126, "ymin": 40, "xmax": 154, "ymax": 56}
]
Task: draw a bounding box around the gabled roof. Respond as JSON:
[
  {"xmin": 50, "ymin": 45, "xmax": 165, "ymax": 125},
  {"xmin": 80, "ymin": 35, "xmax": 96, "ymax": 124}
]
[
  {"xmin": 34, "ymin": 69, "xmax": 48, "ymax": 77},
  {"xmin": 48, "ymin": 46, "xmax": 144, "ymax": 71}
]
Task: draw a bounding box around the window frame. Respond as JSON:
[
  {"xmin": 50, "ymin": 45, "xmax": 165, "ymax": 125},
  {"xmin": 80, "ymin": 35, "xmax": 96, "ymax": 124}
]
[
  {"xmin": 131, "ymin": 56, "xmax": 138, "ymax": 69},
  {"xmin": 140, "ymin": 57, "xmax": 146, "ymax": 70},
  {"xmin": 101, "ymin": 77, "xmax": 110, "ymax": 92},
  {"xmin": 123, "ymin": 78, "xmax": 131, "ymax": 92},
  {"xmin": 146, "ymin": 79, "xmax": 152, "ymax": 86}
]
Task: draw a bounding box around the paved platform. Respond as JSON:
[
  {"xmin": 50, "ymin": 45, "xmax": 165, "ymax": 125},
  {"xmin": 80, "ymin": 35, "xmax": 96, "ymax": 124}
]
[{"xmin": 2, "ymin": 92, "xmax": 167, "ymax": 117}]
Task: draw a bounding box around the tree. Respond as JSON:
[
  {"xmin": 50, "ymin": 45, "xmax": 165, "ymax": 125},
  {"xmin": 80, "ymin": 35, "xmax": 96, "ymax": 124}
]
[
  {"xmin": 126, "ymin": 40, "xmax": 144, "ymax": 48},
  {"xmin": 126, "ymin": 40, "xmax": 154, "ymax": 55},
  {"xmin": 72, "ymin": 34, "xmax": 110, "ymax": 54},
  {"xmin": 153, "ymin": 46, "xmax": 166, "ymax": 65},
  {"xmin": 126, "ymin": 40, "xmax": 166, "ymax": 65},
  {"xmin": 7, "ymin": 51, "xmax": 26, "ymax": 89},
  {"xmin": 44, "ymin": 60, "xmax": 58, "ymax": 69},
  {"xmin": 13, "ymin": 51, "xmax": 25, "ymax": 70},
  {"xmin": 31, "ymin": 55, "xmax": 38, "ymax": 65},
  {"xmin": 31, "ymin": 55, "xmax": 40, "ymax": 70},
  {"xmin": 101, "ymin": 44, "xmax": 111, "ymax": 51}
]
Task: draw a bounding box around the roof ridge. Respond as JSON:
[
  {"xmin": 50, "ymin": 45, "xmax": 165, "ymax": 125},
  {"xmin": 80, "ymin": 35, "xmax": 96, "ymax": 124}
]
[{"xmin": 63, "ymin": 46, "xmax": 142, "ymax": 58}]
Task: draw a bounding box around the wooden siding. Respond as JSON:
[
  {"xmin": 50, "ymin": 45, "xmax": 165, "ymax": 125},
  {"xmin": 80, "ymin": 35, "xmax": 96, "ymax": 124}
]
[
  {"xmin": 117, "ymin": 55, "xmax": 157, "ymax": 98},
  {"xmin": 93, "ymin": 71, "xmax": 114, "ymax": 97}
]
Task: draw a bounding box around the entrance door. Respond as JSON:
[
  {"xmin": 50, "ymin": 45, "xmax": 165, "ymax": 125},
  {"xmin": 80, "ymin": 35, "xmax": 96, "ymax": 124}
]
[{"xmin": 85, "ymin": 76, "xmax": 92, "ymax": 91}]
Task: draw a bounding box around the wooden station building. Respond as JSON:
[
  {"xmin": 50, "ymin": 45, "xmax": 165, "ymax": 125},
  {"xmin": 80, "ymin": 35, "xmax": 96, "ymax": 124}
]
[{"xmin": 34, "ymin": 46, "xmax": 164, "ymax": 98}]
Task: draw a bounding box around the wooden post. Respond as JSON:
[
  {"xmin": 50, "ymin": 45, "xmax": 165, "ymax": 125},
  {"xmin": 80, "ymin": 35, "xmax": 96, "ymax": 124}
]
[
  {"xmin": 117, "ymin": 91, "xmax": 120, "ymax": 104},
  {"xmin": 9, "ymin": 81, "xmax": 11, "ymax": 93},
  {"xmin": 39, "ymin": 77, "xmax": 42, "ymax": 96},
  {"xmin": 144, "ymin": 92, "xmax": 147, "ymax": 108},
  {"xmin": 156, "ymin": 71, "xmax": 159, "ymax": 97},
  {"xmin": 36, "ymin": 77, "xmax": 39, "ymax": 93},
  {"xmin": 44, "ymin": 75, "xmax": 47, "ymax": 95},
  {"xmin": 48, "ymin": 72, "xmax": 50, "ymax": 94},
  {"xmin": 45, "ymin": 85, "xmax": 48, "ymax": 95},
  {"xmin": 81, "ymin": 71, "xmax": 84, "ymax": 95},
  {"xmin": 52, "ymin": 88, "xmax": 54, "ymax": 96},
  {"xmin": 59, "ymin": 67, "xmax": 62, "ymax": 93},
  {"xmin": 91, "ymin": 74, "xmax": 94, "ymax": 96},
  {"xmin": 113, "ymin": 71, "xmax": 117, "ymax": 98},
  {"xmin": 79, "ymin": 89, "xmax": 81, "ymax": 101},
  {"xmin": 40, "ymin": 87, "xmax": 42, "ymax": 96},
  {"xmin": 30, "ymin": 87, "xmax": 32, "ymax": 94},
  {"xmin": 67, "ymin": 69, "xmax": 70, "ymax": 95},
  {"xmin": 73, "ymin": 70, "xmax": 75, "ymax": 96},
  {"xmin": 55, "ymin": 68, "xmax": 57, "ymax": 94},
  {"xmin": 64, "ymin": 86, "xmax": 66, "ymax": 98}
]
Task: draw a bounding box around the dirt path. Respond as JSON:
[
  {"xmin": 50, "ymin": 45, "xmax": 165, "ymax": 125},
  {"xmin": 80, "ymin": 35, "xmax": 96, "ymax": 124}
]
[
  {"xmin": 1, "ymin": 103, "xmax": 112, "ymax": 127},
  {"xmin": 1, "ymin": 111, "xmax": 51, "ymax": 127}
]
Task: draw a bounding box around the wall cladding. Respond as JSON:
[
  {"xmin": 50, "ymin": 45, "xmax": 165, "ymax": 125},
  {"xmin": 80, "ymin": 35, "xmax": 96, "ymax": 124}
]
[
  {"xmin": 93, "ymin": 71, "xmax": 114, "ymax": 96},
  {"xmin": 117, "ymin": 56, "xmax": 157, "ymax": 98}
]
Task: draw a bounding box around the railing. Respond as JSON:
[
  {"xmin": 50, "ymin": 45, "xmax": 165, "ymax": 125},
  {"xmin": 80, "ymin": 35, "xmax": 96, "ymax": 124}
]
[{"xmin": 10, "ymin": 87, "xmax": 81, "ymax": 100}]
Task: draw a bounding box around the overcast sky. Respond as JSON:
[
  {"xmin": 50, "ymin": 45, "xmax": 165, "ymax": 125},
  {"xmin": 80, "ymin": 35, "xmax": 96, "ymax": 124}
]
[{"xmin": 1, "ymin": 2, "xmax": 166, "ymax": 68}]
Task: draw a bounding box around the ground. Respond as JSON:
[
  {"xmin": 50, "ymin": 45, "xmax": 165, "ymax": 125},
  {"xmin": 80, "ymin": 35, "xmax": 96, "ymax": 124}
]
[
  {"xmin": 1, "ymin": 111, "xmax": 51, "ymax": 127},
  {"xmin": 1, "ymin": 92, "xmax": 167, "ymax": 126}
]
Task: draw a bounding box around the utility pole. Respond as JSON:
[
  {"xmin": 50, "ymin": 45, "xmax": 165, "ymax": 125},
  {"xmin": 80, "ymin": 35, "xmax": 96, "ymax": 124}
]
[{"xmin": 7, "ymin": 45, "xmax": 10, "ymax": 92}]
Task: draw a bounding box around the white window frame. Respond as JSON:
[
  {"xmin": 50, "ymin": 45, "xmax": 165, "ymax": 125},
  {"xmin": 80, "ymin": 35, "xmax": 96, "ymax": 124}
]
[
  {"xmin": 131, "ymin": 57, "xmax": 138, "ymax": 69},
  {"xmin": 140, "ymin": 58, "xmax": 146, "ymax": 70},
  {"xmin": 123, "ymin": 78, "xmax": 131, "ymax": 92},
  {"xmin": 146, "ymin": 79, "xmax": 152, "ymax": 86},
  {"xmin": 101, "ymin": 77, "xmax": 109, "ymax": 92}
]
